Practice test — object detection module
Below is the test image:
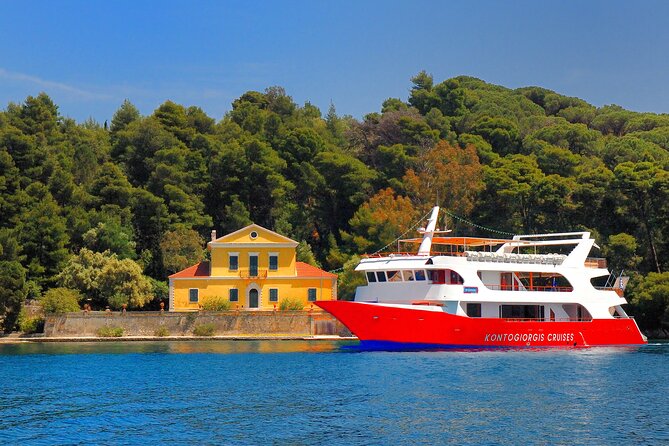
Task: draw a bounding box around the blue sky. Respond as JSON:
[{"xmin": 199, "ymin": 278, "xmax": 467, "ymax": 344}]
[{"xmin": 1, "ymin": 1, "xmax": 668, "ymax": 122}]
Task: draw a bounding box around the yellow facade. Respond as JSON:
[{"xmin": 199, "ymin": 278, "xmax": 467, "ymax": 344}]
[{"xmin": 169, "ymin": 224, "xmax": 337, "ymax": 311}]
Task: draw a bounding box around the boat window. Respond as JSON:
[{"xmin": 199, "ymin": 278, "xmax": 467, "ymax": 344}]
[
  {"xmin": 449, "ymin": 270, "xmax": 464, "ymax": 284},
  {"xmin": 376, "ymin": 271, "xmax": 387, "ymax": 282},
  {"xmin": 499, "ymin": 305, "xmax": 545, "ymax": 320},
  {"xmin": 481, "ymin": 272, "xmax": 573, "ymax": 292},
  {"xmin": 387, "ymin": 271, "xmax": 402, "ymax": 282},
  {"xmin": 402, "ymin": 270, "xmax": 414, "ymax": 281},
  {"xmin": 415, "ymin": 270, "xmax": 426, "ymax": 281},
  {"xmin": 366, "ymin": 272, "xmax": 377, "ymax": 283},
  {"xmin": 466, "ymin": 303, "xmax": 481, "ymax": 318}
]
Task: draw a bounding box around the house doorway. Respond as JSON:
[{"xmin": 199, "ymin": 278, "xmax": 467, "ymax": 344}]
[{"xmin": 249, "ymin": 288, "xmax": 259, "ymax": 309}]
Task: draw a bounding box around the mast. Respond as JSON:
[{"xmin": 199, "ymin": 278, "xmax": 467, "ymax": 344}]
[{"xmin": 417, "ymin": 206, "xmax": 440, "ymax": 255}]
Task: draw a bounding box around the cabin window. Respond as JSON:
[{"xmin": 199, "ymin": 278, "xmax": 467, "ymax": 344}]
[
  {"xmin": 229, "ymin": 254, "xmax": 238, "ymax": 271},
  {"xmin": 415, "ymin": 270, "xmax": 426, "ymax": 281},
  {"xmin": 376, "ymin": 271, "xmax": 387, "ymax": 282},
  {"xmin": 387, "ymin": 271, "xmax": 401, "ymax": 282},
  {"xmin": 466, "ymin": 303, "xmax": 481, "ymax": 318},
  {"xmin": 308, "ymin": 288, "xmax": 317, "ymax": 301},
  {"xmin": 499, "ymin": 305, "xmax": 544, "ymax": 320},
  {"xmin": 269, "ymin": 254, "xmax": 278, "ymax": 271},
  {"xmin": 482, "ymin": 272, "xmax": 572, "ymax": 292},
  {"xmin": 367, "ymin": 272, "xmax": 377, "ymax": 283},
  {"xmin": 229, "ymin": 288, "xmax": 239, "ymax": 302},
  {"xmin": 428, "ymin": 270, "xmax": 462, "ymax": 284},
  {"xmin": 189, "ymin": 289, "xmax": 199, "ymax": 303},
  {"xmin": 269, "ymin": 288, "xmax": 278, "ymax": 302},
  {"xmin": 402, "ymin": 270, "xmax": 415, "ymax": 281}
]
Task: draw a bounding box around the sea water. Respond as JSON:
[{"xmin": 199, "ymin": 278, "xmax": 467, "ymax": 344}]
[{"xmin": 0, "ymin": 340, "xmax": 667, "ymax": 445}]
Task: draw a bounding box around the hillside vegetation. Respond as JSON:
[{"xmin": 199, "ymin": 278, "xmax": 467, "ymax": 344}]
[{"xmin": 1, "ymin": 72, "xmax": 668, "ymax": 333}]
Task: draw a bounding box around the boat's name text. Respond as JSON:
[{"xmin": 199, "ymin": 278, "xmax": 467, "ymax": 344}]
[{"xmin": 484, "ymin": 333, "xmax": 574, "ymax": 343}]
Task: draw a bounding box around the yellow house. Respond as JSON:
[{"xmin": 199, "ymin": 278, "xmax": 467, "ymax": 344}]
[{"xmin": 168, "ymin": 224, "xmax": 337, "ymax": 311}]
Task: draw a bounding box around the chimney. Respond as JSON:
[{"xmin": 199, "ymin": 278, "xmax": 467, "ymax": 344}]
[{"xmin": 211, "ymin": 230, "xmax": 217, "ymax": 242}]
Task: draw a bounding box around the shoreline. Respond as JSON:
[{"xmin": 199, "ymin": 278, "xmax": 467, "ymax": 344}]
[{"xmin": 0, "ymin": 334, "xmax": 358, "ymax": 344}]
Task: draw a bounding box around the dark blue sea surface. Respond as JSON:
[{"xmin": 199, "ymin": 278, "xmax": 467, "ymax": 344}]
[{"xmin": 0, "ymin": 340, "xmax": 668, "ymax": 445}]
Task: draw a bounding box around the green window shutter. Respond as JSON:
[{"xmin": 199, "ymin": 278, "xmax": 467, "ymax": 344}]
[
  {"xmin": 308, "ymin": 288, "xmax": 317, "ymax": 302},
  {"xmin": 269, "ymin": 289, "xmax": 278, "ymax": 302},
  {"xmin": 189, "ymin": 289, "xmax": 199, "ymax": 303},
  {"xmin": 269, "ymin": 255, "xmax": 278, "ymax": 271},
  {"xmin": 229, "ymin": 289, "xmax": 238, "ymax": 302},
  {"xmin": 229, "ymin": 255, "xmax": 238, "ymax": 271}
]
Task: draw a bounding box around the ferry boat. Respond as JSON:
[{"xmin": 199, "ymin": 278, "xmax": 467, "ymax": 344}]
[{"xmin": 316, "ymin": 207, "xmax": 647, "ymax": 348}]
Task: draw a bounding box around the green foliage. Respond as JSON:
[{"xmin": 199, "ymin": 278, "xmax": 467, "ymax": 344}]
[
  {"xmin": 160, "ymin": 227, "xmax": 204, "ymax": 275},
  {"xmin": 58, "ymin": 249, "xmax": 153, "ymax": 309},
  {"xmin": 336, "ymin": 256, "xmax": 367, "ymax": 301},
  {"xmin": 201, "ymin": 296, "xmax": 232, "ymax": 311},
  {"xmin": 97, "ymin": 326, "xmax": 124, "ymax": 337},
  {"xmin": 193, "ymin": 323, "xmax": 216, "ymax": 336},
  {"xmin": 627, "ymin": 272, "xmax": 669, "ymax": 331},
  {"xmin": 17, "ymin": 307, "xmax": 44, "ymax": 333},
  {"xmin": 0, "ymin": 229, "xmax": 28, "ymax": 332},
  {"xmin": 40, "ymin": 288, "xmax": 81, "ymax": 314},
  {"xmin": 279, "ymin": 297, "xmax": 304, "ymax": 311},
  {"xmin": 3, "ymin": 76, "xmax": 669, "ymax": 333},
  {"xmin": 154, "ymin": 326, "xmax": 170, "ymax": 337},
  {"xmin": 296, "ymin": 241, "xmax": 320, "ymax": 267}
]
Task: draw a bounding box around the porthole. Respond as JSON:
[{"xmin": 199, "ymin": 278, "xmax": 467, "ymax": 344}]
[{"xmin": 250, "ymin": 231, "xmax": 258, "ymax": 239}]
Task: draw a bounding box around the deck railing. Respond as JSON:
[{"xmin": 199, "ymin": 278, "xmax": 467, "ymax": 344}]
[{"xmin": 483, "ymin": 284, "xmax": 573, "ymax": 292}]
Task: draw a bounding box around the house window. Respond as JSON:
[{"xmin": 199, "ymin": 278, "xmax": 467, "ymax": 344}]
[
  {"xmin": 249, "ymin": 255, "xmax": 259, "ymax": 277},
  {"xmin": 229, "ymin": 254, "xmax": 238, "ymax": 271},
  {"xmin": 189, "ymin": 289, "xmax": 199, "ymax": 303},
  {"xmin": 269, "ymin": 254, "xmax": 278, "ymax": 271},
  {"xmin": 250, "ymin": 231, "xmax": 258, "ymax": 239},
  {"xmin": 229, "ymin": 288, "xmax": 239, "ymax": 302},
  {"xmin": 308, "ymin": 288, "xmax": 317, "ymax": 302},
  {"xmin": 466, "ymin": 303, "xmax": 481, "ymax": 318},
  {"xmin": 269, "ymin": 289, "xmax": 278, "ymax": 302}
]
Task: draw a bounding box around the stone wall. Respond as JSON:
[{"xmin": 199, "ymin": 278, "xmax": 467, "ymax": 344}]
[{"xmin": 44, "ymin": 311, "xmax": 351, "ymax": 337}]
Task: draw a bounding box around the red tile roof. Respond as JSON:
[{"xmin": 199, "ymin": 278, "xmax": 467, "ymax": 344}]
[
  {"xmin": 296, "ymin": 262, "xmax": 338, "ymax": 278},
  {"xmin": 169, "ymin": 261, "xmax": 210, "ymax": 278}
]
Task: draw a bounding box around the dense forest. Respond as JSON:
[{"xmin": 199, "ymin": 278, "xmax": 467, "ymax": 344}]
[{"xmin": 1, "ymin": 72, "xmax": 669, "ymax": 334}]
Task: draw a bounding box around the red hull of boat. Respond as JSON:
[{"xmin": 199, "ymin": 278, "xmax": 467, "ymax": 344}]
[{"xmin": 316, "ymin": 301, "xmax": 647, "ymax": 348}]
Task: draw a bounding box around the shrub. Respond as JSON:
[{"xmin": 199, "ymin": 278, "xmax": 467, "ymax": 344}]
[
  {"xmin": 193, "ymin": 323, "xmax": 216, "ymax": 336},
  {"xmin": 154, "ymin": 326, "xmax": 170, "ymax": 337},
  {"xmin": 279, "ymin": 297, "xmax": 304, "ymax": 311},
  {"xmin": 97, "ymin": 326, "xmax": 124, "ymax": 337},
  {"xmin": 108, "ymin": 293, "xmax": 129, "ymax": 310},
  {"xmin": 40, "ymin": 288, "xmax": 81, "ymax": 314},
  {"xmin": 201, "ymin": 296, "xmax": 232, "ymax": 311},
  {"xmin": 17, "ymin": 308, "xmax": 44, "ymax": 334}
]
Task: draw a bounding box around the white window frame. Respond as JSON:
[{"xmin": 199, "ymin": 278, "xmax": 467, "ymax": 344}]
[{"xmin": 269, "ymin": 288, "xmax": 279, "ymax": 302}]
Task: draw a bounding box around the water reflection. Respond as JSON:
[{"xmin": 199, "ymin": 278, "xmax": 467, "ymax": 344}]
[
  {"xmin": 0, "ymin": 339, "xmax": 665, "ymax": 356},
  {"xmin": 0, "ymin": 340, "xmax": 358, "ymax": 356}
]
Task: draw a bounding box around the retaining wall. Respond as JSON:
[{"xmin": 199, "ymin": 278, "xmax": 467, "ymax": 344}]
[{"xmin": 44, "ymin": 311, "xmax": 351, "ymax": 338}]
